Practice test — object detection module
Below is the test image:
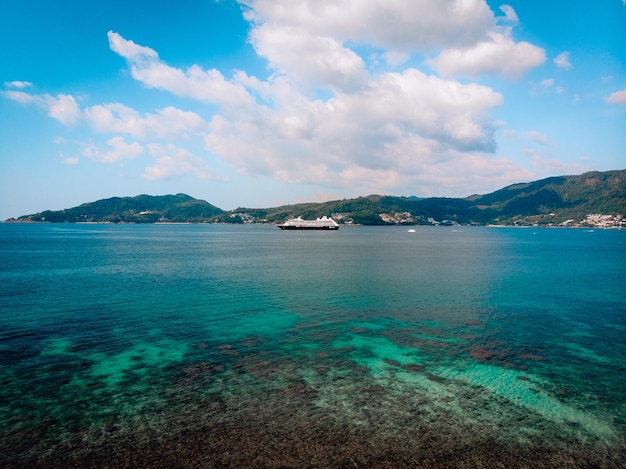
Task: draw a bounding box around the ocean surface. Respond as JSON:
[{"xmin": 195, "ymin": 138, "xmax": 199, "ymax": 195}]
[{"xmin": 1, "ymin": 223, "xmax": 625, "ymax": 468}]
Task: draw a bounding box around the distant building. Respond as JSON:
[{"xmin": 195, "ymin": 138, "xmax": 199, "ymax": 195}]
[{"xmin": 582, "ymin": 214, "xmax": 624, "ymax": 228}]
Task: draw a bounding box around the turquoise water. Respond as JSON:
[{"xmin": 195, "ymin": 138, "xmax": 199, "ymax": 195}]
[{"xmin": 1, "ymin": 224, "xmax": 625, "ymax": 467}]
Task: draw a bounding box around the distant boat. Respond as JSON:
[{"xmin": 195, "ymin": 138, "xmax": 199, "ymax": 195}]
[
  {"xmin": 407, "ymin": 229, "xmax": 416, "ymax": 233},
  {"xmin": 278, "ymin": 216, "xmax": 339, "ymax": 230}
]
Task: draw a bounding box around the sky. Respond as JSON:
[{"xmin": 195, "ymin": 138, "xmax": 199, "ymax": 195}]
[{"xmin": 1, "ymin": 0, "xmax": 625, "ymax": 219}]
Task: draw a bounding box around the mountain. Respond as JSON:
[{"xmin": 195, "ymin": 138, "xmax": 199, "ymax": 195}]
[
  {"xmin": 219, "ymin": 194, "xmax": 480, "ymax": 225},
  {"xmin": 8, "ymin": 170, "xmax": 626, "ymax": 225},
  {"xmin": 13, "ymin": 194, "xmax": 223, "ymax": 223},
  {"xmin": 465, "ymin": 170, "xmax": 626, "ymax": 224},
  {"xmin": 221, "ymin": 170, "xmax": 626, "ymax": 226}
]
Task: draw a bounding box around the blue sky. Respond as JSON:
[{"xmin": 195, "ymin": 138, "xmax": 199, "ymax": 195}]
[{"xmin": 1, "ymin": 0, "xmax": 625, "ymax": 219}]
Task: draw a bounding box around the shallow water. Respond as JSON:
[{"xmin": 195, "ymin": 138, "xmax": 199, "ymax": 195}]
[{"xmin": 1, "ymin": 224, "xmax": 625, "ymax": 467}]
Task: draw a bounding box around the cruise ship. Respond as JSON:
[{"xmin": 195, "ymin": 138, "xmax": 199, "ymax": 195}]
[{"xmin": 277, "ymin": 216, "xmax": 339, "ymax": 230}]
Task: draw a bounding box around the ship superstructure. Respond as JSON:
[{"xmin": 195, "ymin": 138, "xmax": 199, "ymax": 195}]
[{"xmin": 277, "ymin": 216, "xmax": 339, "ymax": 230}]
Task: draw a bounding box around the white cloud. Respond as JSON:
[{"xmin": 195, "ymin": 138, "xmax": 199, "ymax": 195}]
[
  {"xmin": 241, "ymin": 0, "xmax": 495, "ymax": 54},
  {"xmin": 2, "ymin": 90, "xmax": 35, "ymax": 104},
  {"xmin": 206, "ymin": 68, "xmax": 503, "ymax": 190},
  {"xmin": 105, "ymin": 24, "xmax": 513, "ymax": 192},
  {"xmin": 527, "ymin": 131, "xmax": 550, "ymax": 145},
  {"xmin": 107, "ymin": 31, "xmax": 158, "ymax": 62},
  {"xmin": 499, "ymin": 5, "xmax": 519, "ymax": 23},
  {"xmin": 4, "ymin": 81, "xmax": 33, "ymax": 89},
  {"xmin": 3, "ymin": 91, "xmax": 81, "ymax": 125},
  {"xmin": 554, "ymin": 51, "xmax": 572, "ymax": 70},
  {"xmin": 108, "ymin": 31, "xmax": 253, "ymax": 108},
  {"xmin": 143, "ymin": 144, "xmax": 217, "ymax": 180},
  {"xmin": 248, "ymin": 23, "xmax": 368, "ymax": 92},
  {"xmin": 4, "ymin": 2, "xmax": 551, "ymax": 195},
  {"xmin": 81, "ymin": 137, "xmax": 144, "ymax": 163},
  {"xmin": 605, "ymin": 89, "xmax": 626, "ymax": 105},
  {"xmin": 46, "ymin": 94, "xmax": 81, "ymax": 125},
  {"xmin": 84, "ymin": 104, "xmax": 207, "ymax": 140},
  {"xmin": 531, "ymin": 78, "xmax": 565, "ymax": 96},
  {"xmin": 429, "ymin": 31, "xmax": 546, "ymax": 79},
  {"xmin": 240, "ymin": 0, "xmax": 546, "ymax": 84},
  {"xmin": 5, "ymin": 86, "xmax": 208, "ymax": 140},
  {"xmin": 3, "ymin": 82, "xmax": 217, "ymax": 180}
]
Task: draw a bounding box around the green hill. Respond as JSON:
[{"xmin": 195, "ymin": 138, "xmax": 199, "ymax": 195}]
[
  {"xmin": 15, "ymin": 194, "xmax": 223, "ymax": 223},
  {"xmin": 220, "ymin": 194, "xmax": 481, "ymax": 225},
  {"xmin": 8, "ymin": 169, "xmax": 626, "ymax": 226},
  {"xmin": 220, "ymin": 170, "xmax": 626, "ymax": 226},
  {"xmin": 466, "ymin": 170, "xmax": 626, "ymax": 224}
]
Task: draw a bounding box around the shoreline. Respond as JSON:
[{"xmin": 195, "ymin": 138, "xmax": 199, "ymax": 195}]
[{"xmin": 2, "ymin": 220, "xmax": 623, "ymax": 229}]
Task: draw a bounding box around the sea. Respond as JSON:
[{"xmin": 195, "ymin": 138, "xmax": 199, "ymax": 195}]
[{"xmin": 1, "ymin": 223, "xmax": 625, "ymax": 468}]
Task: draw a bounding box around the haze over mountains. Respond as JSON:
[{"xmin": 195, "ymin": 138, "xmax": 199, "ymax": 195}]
[{"xmin": 8, "ymin": 170, "xmax": 626, "ymax": 226}]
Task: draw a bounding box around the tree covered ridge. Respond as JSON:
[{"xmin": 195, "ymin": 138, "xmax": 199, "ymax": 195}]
[
  {"xmin": 15, "ymin": 193, "xmax": 223, "ymax": 223},
  {"xmin": 9, "ymin": 170, "xmax": 626, "ymax": 226}
]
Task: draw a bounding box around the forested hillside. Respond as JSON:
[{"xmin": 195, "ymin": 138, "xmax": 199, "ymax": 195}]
[{"xmin": 9, "ymin": 170, "xmax": 625, "ymax": 226}]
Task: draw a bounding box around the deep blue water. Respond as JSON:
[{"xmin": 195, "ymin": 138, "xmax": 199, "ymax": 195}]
[{"xmin": 1, "ymin": 223, "xmax": 625, "ymax": 467}]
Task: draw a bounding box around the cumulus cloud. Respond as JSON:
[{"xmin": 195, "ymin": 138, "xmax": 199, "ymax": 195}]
[
  {"xmin": 4, "ymin": 80, "xmax": 33, "ymax": 88},
  {"xmin": 81, "ymin": 137, "xmax": 144, "ymax": 163},
  {"xmin": 3, "ymin": 83, "xmax": 218, "ymax": 178},
  {"xmin": 242, "ymin": 1, "xmax": 540, "ymax": 82},
  {"xmin": 241, "ymin": 0, "xmax": 495, "ymax": 55},
  {"xmin": 108, "ymin": 31, "xmax": 158, "ymax": 62},
  {"xmin": 248, "ymin": 23, "xmax": 368, "ymax": 92},
  {"xmin": 428, "ymin": 31, "xmax": 546, "ymax": 79},
  {"xmin": 5, "ymin": 86, "xmax": 209, "ymax": 140},
  {"xmin": 143, "ymin": 144, "xmax": 218, "ymax": 180},
  {"xmin": 47, "ymin": 94, "xmax": 82, "ymax": 125},
  {"xmin": 2, "ymin": 90, "xmax": 35, "ymax": 104},
  {"xmin": 206, "ymin": 68, "xmax": 503, "ymax": 190},
  {"xmin": 3, "ymin": 90, "xmax": 81, "ymax": 125},
  {"xmin": 499, "ymin": 5, "xmax": 519, "ymax": 23},
  {"xmin": 605, "ymin": 89, "xmax": 626, "ymax": 105},
  {"xmin": 422, "ymin": 3, "xmax": 543, "ymax": 79},
  {"xmin": 106, "ymin": 19, "xmax": 511, "ymax": 191},
  {"xmin": 554, "ymin": 52, "xmax": 572, "ymax": 70},
  {"xmin": 4, "ymin": 1, "xmax": 550, "ymax": 194},
  {"xmin": 108, "ymin": 31, "xmax": 253, "ymax": 108},
  {"xmin": 84, "ymin": 104, "xmax": 207, "ymax": 140}
]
